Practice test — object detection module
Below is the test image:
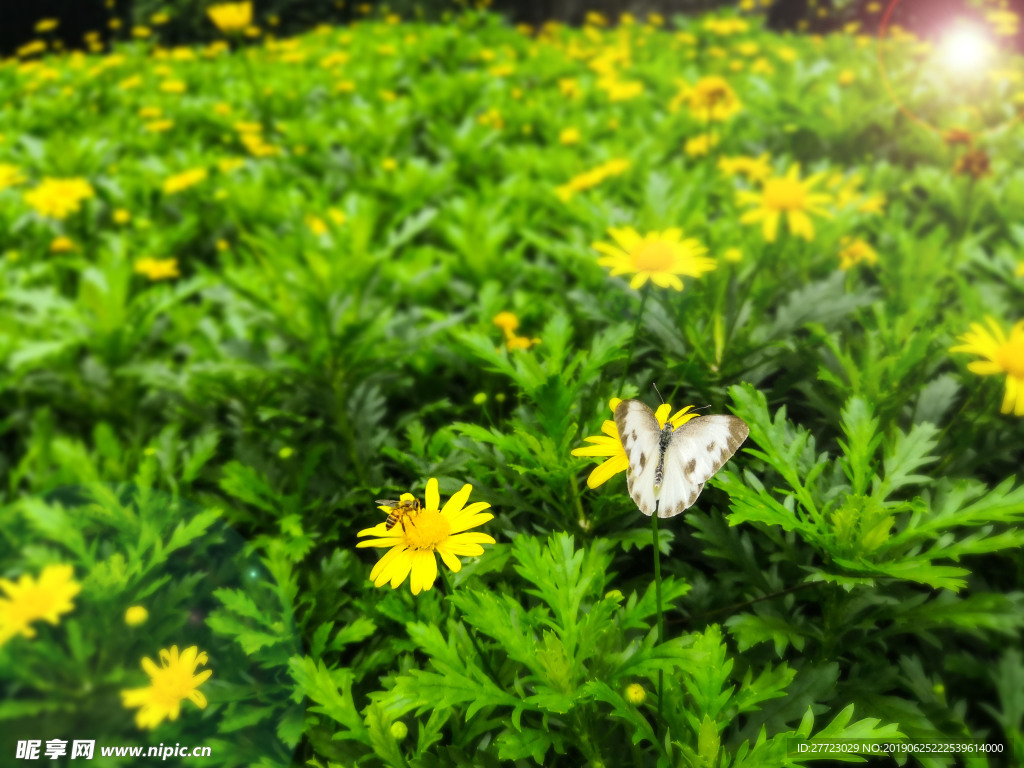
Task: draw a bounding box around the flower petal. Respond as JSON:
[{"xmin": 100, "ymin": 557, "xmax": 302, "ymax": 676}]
[
  {"xmin": 587, "ymin": 455, "xmax": 629, "ymax": 489},
  {"xmin": 441, "ymin": 483, "xmax": 473, "ymax": 518},
  {"xmin": 410, "ymin": 550, "xmax": 438, "ymax": 594},
  {"xmin": 425, "ymin": 478, "xmax": 440, "ymax": 511}
]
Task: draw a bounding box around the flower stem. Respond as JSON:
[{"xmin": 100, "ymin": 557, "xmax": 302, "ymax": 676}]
[
  {"xmin": 617, "ymin": 286, "xmax": 650, "ymax": 396},
  {"xmin": 651, "ymin": 507, "xmax": 665, "ymax": 717}
]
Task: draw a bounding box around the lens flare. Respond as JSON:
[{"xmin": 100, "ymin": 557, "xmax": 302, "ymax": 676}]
[{"xmin": 938, "ymin": 23, "xmax": 994, "ymax": 76}]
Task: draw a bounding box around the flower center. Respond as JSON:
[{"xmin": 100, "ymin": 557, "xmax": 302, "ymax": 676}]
[
  {"xmin": 403, "ymin": 510, "xmax": 451, "ymax": 550},
  {"xmin": 633, "ymin": 241, "xmax": 674, "ymax": 272},
  {"xmin": 764, "ymin": 178, "xmax": 806, "ymax": 210},
  {"xmin": 996, "ymin": 339, "xmax": 1024, "ymax": 378}
]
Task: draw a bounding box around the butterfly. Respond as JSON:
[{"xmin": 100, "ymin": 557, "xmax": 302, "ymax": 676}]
[{"xmin": 614, "ymin": 399, "xmax": 749, "ymax": 518}]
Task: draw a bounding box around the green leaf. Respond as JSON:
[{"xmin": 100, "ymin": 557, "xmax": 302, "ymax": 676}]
[
  {"xmin": 837, "ymin": 397, "xmax": 882, "ymax": 497},
  {"xmin": 725, "ymin": 611, "xmax": 807, "ymax": 657},
  {"xmin": 287, "ymin": 656, "xmax": 369, "ymax": 743}
]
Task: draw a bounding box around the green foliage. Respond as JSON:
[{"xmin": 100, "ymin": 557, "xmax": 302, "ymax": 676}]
[{"xmin": 2, "ymin": 3, "xmax": 1023, "ymax": 767}]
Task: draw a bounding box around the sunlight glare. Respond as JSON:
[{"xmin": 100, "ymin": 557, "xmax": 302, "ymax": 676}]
[{"xmin": 939, "ymin": 23, "xmax": 994, "ymax": 76}]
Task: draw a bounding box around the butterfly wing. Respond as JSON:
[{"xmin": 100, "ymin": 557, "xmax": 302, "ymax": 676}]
[
  {"xmin": 614, "ymin": 400, "xmax": 664, "ymax": 517},
  {"xmin": 657, "ymin": 415, "xmax": 749, "ymax": 517}
]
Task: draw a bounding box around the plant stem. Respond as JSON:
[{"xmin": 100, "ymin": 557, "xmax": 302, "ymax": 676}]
[
  {"xmin": 569, "ymin": 475, "xmax": 587, "ymax": 530},
  {"xmin": 676, "ymin": 581, "xmax": 817, "ymax": 627},
  {"xmin": 617, "ymin": 286, "xmax": 649, "ymax": 396},
  {"xmin": 651, "ymin": 507, "xmax": 665, "ymax": 717}
]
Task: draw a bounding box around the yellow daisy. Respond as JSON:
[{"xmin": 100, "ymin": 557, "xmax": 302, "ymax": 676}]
[
  {"xmin": 125, "ymin": 605, "xmax": 149, "ymax": 626},
  {"xmin": 951, "ymin": 317, "xmax": 1024, "ymax": 416},
  {"xmin": 23, "ymin": 177, "xmax": 95, "ymax": 220},
  {"xmin": 357, "ymin": 478, "xmax": 495, "ymax": 595},
  {"xmin": 121, "ymin": 645, "xmax": 213, "ymax": 729},
  {"xmin": 837, "ymin": 236, "xmax": 879, "ymax": 270},
  {"xmin": 686, "ymin": 75, "xmax": 742, "ymax": 122},
  {"xmin": 737, "ymin": 164, "xmax": 832, "ymax": 242},
  {"xmin": 134, "ymin": 257, "xmax": 180, "ymax": 281},
  {"xmin": 207, "ymin": 1, "xmax": 252, "ymax": 35},
  {"xmin": 718, "ymin": 154, "xmax": 772, "ymax": 182},
  {"xmin": 593, "ymin": 227, "xmax": 717, "ymax": 291},
  {"xmin": 571, "ymin": 398, "xmax": 700, "ymax": 488},
  {"xmin": 0, "ymin": 564, "xmax": 81, "ymax": 646}
]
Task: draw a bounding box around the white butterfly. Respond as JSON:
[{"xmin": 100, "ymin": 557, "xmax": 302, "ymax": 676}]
[{"xmin": 615, "ymin": 399, "xmax": 749, "ymax": 518}]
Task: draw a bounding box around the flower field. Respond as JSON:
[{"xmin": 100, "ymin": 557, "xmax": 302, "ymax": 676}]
[{"xmin": 2, "ymin": 2, "xmax": 1024, "ymax": 766}]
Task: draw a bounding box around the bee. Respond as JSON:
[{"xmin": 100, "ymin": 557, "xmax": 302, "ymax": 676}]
[{"xmin": 375, "ymin": 495, "xmax": 421, "ymax": 532}]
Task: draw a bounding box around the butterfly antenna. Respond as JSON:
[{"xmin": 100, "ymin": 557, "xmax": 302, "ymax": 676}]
[
  {"xmin": 694, "ymin": 404, "xmax": 713, "ymax": 412},
  {"xmin": 652, "ymin": 383, "xmax": 665, "ymax": 404}
]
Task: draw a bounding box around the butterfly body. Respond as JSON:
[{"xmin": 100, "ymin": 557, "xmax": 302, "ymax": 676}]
[
  {"xmin": 615, "ymin": 399, "xmax": 749, "ymax": 518},
  {"xmin": 654, "ymin": 422, "xmax": 677, "ymax": 490}
]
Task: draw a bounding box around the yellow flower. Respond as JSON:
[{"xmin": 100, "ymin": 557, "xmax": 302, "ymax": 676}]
[
  {"xmin": 723, "ymin": 247, "xmax": 743, "ymax": 263},
  {"xmin": 593, "ymin": 226, "xmax": 716, "ymax": 291},
  {"xmin": 49, "ymin": 236, "xmax": 75, "ymax": 253},
  {"xmin": 218, "ymin": 157, "xmax": 245, "ymax": 174},
  {"xmin": 163, "ymin": 168, "xmax": 208, "ymax": 195},
  {"xmin": 987, "ymin": 9, "xmax": 1019, "ymax": 37},
  {"xmin": 1015, "ymin": 262, "xmax": 1024, "ymax": 278},
  {"xmin": 0, "ymin": 565, "xmax": 81, "ymax": 646},
  {"xmin": 207, "ymin": 2, "xmax": 252, "ymax": 35},
  {"xmin": 703, "ymin": 17, "xmax": 749, "ymax": 35},
  {"xmin": 686, "ymin": 76, "xmax": 742, "ymax": 121},
  {"xmin": 625, "ymin": 683, "xmax": 647, "ymax": 704},
  {"xmin": 560, "ymin": 127, "xmax": 581, "ymax": 145},
  {"xmin": 113, "ymin": 208, "xmax": 132, "ymax": 224},
  {"xmin": 555, "ymin": 159, "xmax": 629, "ymax": 202},
  {"xmin": 125, "ymin": 606, "xmax": 149, "ymax": 626},
  {"xmin": 145, "ymin": 120, "xmax": 174, "ymax": 133},
  {"xmin": 599, "ymin": 78, "xmax": 644, "ymax": 102},
  {"xmin": 327, "ymin": 207, "xmax": 346, "ymax": 225},
  {"xmin": 951, "ymin": 318, "xmax": 1024, "ymax": 416},
  {"xmin": 506, "ymin": 335, "xmax": 541, "ymax": 351},
  {"xmin": 684, "ymin": 133, "xmax": 720, "ymax": 157},
  {"xmin": 35, "ymin": 19, "xmax": 59, "ymax": 33},
  {"xmin": 837, "ymin": 236, "xmax": 878, "ymax": 270},
  {"xmin": 558, "ymin": 78, "xmax": 580, "ymax": 99},
  {"xmin": 241, "ymin": 133, "xmax": 276, "ymax": 157},
  {"xmin": 134, "ymin": 257, "xmax": 180, "ymax": 281},
  {"xmin": 0, "ymin": 164, "xmax": 26, "ymax": 191},
  {"xmin": 356, "ymin": 478, "xmax": 496, "ymax": 595},
  {"xmin": 838, "ymin": 69, "xmax": 856, "ymax": 86},
  {"xmin": 737, "ymin": 165, "xmax": 832, "ymax": 242},
  {"xmin": 718, "ymin": 154, "xmax": 772, "ymax": 182},
  {"xmin": 121, "ymin": 646, "xmax": 213, "ymax": 729},
  {"xmin": 493, "ymin": 312, "xmax": 539, "ymax": 350},
  {"xmin": 306, "ymin": 215, "xmax": 328, "ymax": 236},
  {"xmin": 159, "ymin": 79, "xmax": 186, "ymax": 94},
  {"xmin": 24, "ymin": 178, "xmax": 95, "ymax": 219},
  {"xmin": 571, "ymin": 399, "xmax": 699, "ymax": 488},
  {"xmin": 382, "ymin": 158, "xmax": 397, "ymax": 171},
  {"xmin": 492, "ymin": 311, "xmax": 520, "ymax": 335}
]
